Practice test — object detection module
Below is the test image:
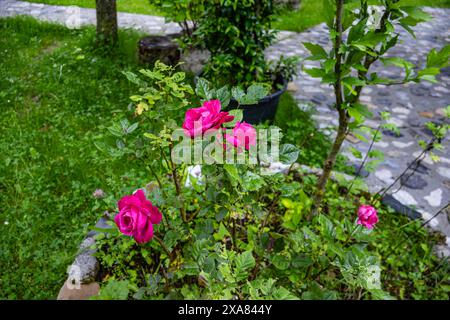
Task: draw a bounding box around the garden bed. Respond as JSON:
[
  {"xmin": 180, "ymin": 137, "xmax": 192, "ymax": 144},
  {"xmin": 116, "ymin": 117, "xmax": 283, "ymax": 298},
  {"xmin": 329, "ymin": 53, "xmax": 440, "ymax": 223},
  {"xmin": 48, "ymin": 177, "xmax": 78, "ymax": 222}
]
[{"xmin": 58, "ymin": 163, "xmax": 450, "ymax": 300}]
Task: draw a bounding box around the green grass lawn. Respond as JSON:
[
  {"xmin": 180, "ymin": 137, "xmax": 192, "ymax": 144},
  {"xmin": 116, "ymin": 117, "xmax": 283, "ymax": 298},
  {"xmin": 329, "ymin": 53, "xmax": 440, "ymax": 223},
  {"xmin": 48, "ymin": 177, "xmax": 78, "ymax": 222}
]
[
  {"xmin": 0, "ymin": 16, "xmax": 152, "ymax": 299},
  {"xmin": 24, "ymin": 0, "xmax": 450, "ymax": 32}
]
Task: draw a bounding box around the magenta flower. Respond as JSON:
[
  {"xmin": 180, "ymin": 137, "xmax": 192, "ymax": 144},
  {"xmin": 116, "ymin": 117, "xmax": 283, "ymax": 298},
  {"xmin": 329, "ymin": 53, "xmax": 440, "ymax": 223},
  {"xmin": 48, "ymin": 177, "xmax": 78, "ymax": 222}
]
[
  {"xmin": 182, "ymin": 100, "xmax": 234, "ymax": 138},
  {"xmin": 357, "ymin": 205, "xmax": 379, "ymax": 229},
  {"xmin": 114, "ymin": 189, "xmax": 162, "ymax": 244},
  {"xmin": 225, "ymin": 121, "xmax": 257, "ymax": 151}
]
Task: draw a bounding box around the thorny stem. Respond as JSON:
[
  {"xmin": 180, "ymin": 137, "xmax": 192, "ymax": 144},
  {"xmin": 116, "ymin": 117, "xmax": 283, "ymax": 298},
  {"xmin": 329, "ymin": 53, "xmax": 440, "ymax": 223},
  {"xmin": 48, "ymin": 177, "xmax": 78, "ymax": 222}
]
[
  {"xmin": 345, "ymin": 121, "xmax": 383, "ymax": 198},
  {"xmin": 387, "ymin": 203, "xmax": 450, "ymax": 255},
  {"xmin": 153, "ymin": 235, "xmax": 172, "ymax": 259},
  {"xmin": 375, "ymin": 136, "xmax": 436, "ymax": 199},
  {"xmin": 168, "ymin": 143, "xmax": 188, "ymax": 223}
]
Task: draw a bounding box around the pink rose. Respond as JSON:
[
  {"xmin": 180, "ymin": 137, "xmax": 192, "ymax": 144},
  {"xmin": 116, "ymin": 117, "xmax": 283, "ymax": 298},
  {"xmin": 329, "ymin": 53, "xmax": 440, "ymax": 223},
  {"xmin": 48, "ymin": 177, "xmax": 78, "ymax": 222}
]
[
  {"xmin": 182, "ymin": 100, "xmax": 234, "ymax": 138},
  {"xmin": 357, "ymin": 205, "xmax": 379, "ymax": 229},
  {"xmin": 225, "ymin": 121, "xmax": 257, "ymax": 151},
  {"xmin": 114, "ymin": 189, "xmax": 162, "ymax": 244}
]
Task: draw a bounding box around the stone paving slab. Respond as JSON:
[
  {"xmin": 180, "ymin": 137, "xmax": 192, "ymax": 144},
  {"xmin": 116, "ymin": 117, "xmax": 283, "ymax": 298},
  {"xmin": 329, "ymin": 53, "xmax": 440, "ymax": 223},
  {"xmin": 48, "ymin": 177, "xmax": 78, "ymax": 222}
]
[
  {"xmin": 0, "ymin": 0, "xmax": 181, "ymax": 34},
  {"xmin": 1, "ymin": 0, "xmax": 449, "ymax": 255}
]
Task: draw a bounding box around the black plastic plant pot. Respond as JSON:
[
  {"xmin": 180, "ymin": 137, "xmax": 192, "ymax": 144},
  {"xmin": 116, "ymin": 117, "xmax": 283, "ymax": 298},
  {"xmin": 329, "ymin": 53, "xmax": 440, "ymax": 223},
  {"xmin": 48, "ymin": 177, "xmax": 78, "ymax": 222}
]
[{"xmin": 227, "ymin": 77, "xmax": 288, "ymax": 125}]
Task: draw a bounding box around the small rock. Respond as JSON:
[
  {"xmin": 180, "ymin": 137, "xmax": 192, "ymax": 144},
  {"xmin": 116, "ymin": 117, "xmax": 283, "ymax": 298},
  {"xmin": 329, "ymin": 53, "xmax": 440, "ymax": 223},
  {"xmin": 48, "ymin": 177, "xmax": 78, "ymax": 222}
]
[
  {"xmin": 392, "ymin": 107, "xmax": 410, "ymax": 115},
  {"xmin": 375, "ymin": 98, "xmax": 392, "ymax": 107},
  {"xmin": 410, "ymin": 86, "xmax": 430, "ymax": 96},
  {"xmin": 311, "ymin": 94, "xmax": 328, "ymax": 104},
  {"xmin": 442, "ymin": 180, "xmax": 450, "ymax": 189},
  {"xmin": 434, "ymin": 245, "xmax": 450, "ymax": 259},
  {"xmin": 392, "ymin": 141, "xmax": 414, "ymax": 149},
  {"xmin": 387, "ymin": 150, "xmax": 407, "ymax": 158},
  {"xmin": 345, "ymin": 133, "xmax": 360, "ymax": 144},
  {"xmin": 435, "ymin": 108, "xmax": 447, "ymax": 117},
  {"xmin": 70, "ymin": 253, "xmax": 99, "ymax": 284},
  {"xmin": 392, "ymin": 190, "xmax": 418, "ymax": 206},
  {"xmin": 408, "ymin": 118, "xmax": 422, "ymax": 127},
  {"xmin": 287, "ymin": 82, "xmax": 298, "ymax": 92},
  {"xmin": 424, "ymin": 188, "xmax": 443, "ymax": 207},
  {"xmin": 383, "ymin": 159, "xmax": 400, "ymax": 170},
  {"xmin": 360, "ymin": 95, "xmax": 372, "ymax": 103},
  {"xmin": 419, "ymin": 111, "xmax": 434, "ymax": 119},
  {"xmin": 57, "ymin": 280, "xmax": 100, "ymax": 300},
  {"xmin": 377, "ymin": 90, "xmax": 390, "ymax": 97},
  {"xmin": 437, "ymin": 167, "xmax": 450, "ymax": 179},
  {"xmin": 374, "ymin": 141, "xmax": 389, "ymax": 148},
  {"xmin": 434, "ymin": 86, "xmax": 449, "ymax": 93},
  {"xmin": 375, "ymin": 169, "xmax": 394, "ymax": 184},
  {"xmin": 387, "ymin": 117, "xmax": 405, "ymax": 128},
  {"xmin": 400, "ymin": 173, "xmax": 428, "ymax": 190}
]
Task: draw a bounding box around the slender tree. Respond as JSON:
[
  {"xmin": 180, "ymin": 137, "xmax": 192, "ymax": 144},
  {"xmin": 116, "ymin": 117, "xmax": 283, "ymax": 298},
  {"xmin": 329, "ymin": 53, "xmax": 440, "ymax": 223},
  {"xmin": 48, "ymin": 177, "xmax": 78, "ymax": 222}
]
[
  {"xmin": 308, "ymin": 0, "xmax": 449, "ymax": 215},
  {"xmin": 95, "ymin": 0, "xmax": 118, "ymax": 47}
]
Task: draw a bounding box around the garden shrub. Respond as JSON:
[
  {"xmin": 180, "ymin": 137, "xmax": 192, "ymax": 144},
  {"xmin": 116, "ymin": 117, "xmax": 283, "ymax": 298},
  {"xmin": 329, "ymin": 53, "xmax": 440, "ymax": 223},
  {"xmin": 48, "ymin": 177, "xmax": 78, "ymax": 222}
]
[{"xmin": 90, "ymin": 61, "xmax": 449, "ymax": 300}]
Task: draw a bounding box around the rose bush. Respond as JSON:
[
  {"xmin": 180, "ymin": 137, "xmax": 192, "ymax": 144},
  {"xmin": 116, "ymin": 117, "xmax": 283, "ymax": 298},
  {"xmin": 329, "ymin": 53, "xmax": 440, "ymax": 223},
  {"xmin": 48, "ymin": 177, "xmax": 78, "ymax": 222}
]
[{"xmin": 91, "ymin": 58, "xmax": 449, "ymax": 300}]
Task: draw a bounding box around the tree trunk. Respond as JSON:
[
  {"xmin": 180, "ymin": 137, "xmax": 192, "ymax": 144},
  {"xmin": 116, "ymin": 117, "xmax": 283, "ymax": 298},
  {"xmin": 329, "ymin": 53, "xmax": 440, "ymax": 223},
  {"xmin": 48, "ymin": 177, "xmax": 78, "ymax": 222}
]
[
  {"xmin": 311, "ymin": 0, "xmax": 345, "ymax": 216},
  {"xmin": 95, "ymin": 0, "xmax": 118, "ymax": 47}
]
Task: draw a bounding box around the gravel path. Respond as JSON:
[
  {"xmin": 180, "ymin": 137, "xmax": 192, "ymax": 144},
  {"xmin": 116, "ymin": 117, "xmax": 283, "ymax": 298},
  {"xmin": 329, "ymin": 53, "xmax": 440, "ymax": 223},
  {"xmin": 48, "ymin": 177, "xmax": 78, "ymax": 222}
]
[{"xmin": 267, "ymin": 8, "xmax": 450, "ymax": 256}]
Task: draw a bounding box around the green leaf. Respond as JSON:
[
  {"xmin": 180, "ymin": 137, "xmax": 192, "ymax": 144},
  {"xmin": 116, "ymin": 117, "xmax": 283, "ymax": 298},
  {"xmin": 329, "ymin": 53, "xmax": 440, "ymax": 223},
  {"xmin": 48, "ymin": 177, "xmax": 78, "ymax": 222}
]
[
  {"xmin": 125, "ymin": 122, "xmax": 139, "ymax": 135},
  {"xmin": 401, "ymin": 7, "xmax": 432, "ymax": 24},
  {"xmin": 234, "ymin": 251, "xmax": 255, "ymax": 282},
  {"xmin": 292, "ymin": 255, "xmax": 314, "ymax": 268},
  {"xmin": 223, "ymin": 109, "xmax": 243, "ymax": 128},
  {"xmin": 122, "ymin": 71, "xmax": 143, "ymax": 86},
  {"xmin": 271, "ymin": 253, "xmax": 290, "ymax": 270},
  {"xmin": 303, "ymin": 42, "xmax": 328, "ymax": 60},
  {"xmin": 195, "ymin": 77, "xmax": 213, "ymax": 100},
  {"xmin": 242, "ymin": 171, "xmax": 265, "ymax": 191},
  {"xmin": 426, "ymin": 45, "xmax": 450, "ymax": 69},
  {"xmin": 239, "ymin": 83, "xmax": 270, "ymax": 105},
  {"xmin": 213, "ymin": 223, "xmax": 231, "ymax": 241},
  {"xmin": 94, "ymin": 280, "xmax": 130, "ymax": 300},
  {"xmin": 215, "ymin": 85, "xmax": 231, "ymax": 107},
  {"xmin": 304, "ymin": 67, "xmax": 325, "ymax": 78},
  {"xmin": 272, "ymin": 286, "xmax": 298, "ymax": 300},
  {"xmin": 223, "ymin": 164, "xmax": 241, "ymax": 186},
  {"xmin": 279, "ymin": 144, "xmax": 299, "ymax": 164}
]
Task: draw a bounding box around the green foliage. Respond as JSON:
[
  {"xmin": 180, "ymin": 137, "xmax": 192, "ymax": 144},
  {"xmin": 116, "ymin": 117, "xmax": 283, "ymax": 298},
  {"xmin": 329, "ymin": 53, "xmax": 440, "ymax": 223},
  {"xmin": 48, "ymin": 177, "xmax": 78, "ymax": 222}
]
[
  {"xmin": 194, "ymin": 77, "xmax": 271, "ymax": 107},
  {"xmin": 0, "ymin": 16, "xmax": 149, "ymax": 299},
  {"xmin": 194, "ymin": 0, "xmax": 277, "ymax": 87},
  {"xmin": 152, "ymin": 0, "xmax": 205, "ymax": 39},
  {"xmin": 92, "ymin": 61, "xmax": 449, "ymax": 300},
  {"xmin": 274, "ymin": 93, "xmax": 348, "ymax": 170},
  {"xmin": 93, "ymin": 279, "xmax": 131, "ymax": 300}
]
